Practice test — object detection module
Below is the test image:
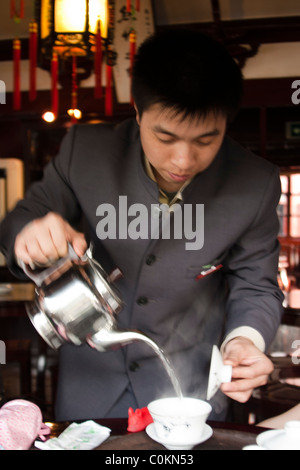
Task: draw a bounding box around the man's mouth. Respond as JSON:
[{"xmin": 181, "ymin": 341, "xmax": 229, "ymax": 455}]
[{"xmin": 167, "ymin": 172, "xmax": 191, "ymax": 182}]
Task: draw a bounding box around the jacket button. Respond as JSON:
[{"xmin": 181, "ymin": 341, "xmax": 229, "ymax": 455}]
[
  {"xmin": 146, "ymin": 254, "xmax": 156, "ymax": 266},
  {"xmin": 129, "ymin": 361, "xmax": 140, "ymax": 372},
  {"xmin": 137, "ymin": 296, "xmax": 149, "ymax": 306}
]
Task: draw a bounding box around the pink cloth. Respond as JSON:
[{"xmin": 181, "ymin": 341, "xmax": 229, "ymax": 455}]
[{"xmin": 0, "ymin": 400, "xmax": 50, "ymax": 450}]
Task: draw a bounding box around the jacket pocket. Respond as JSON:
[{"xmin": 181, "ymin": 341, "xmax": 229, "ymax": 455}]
[{"xmin": 185, "ymin": 251, "xmax": 228, "ymax": 280}]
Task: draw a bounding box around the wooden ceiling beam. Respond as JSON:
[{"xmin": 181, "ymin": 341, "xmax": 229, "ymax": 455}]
[
  {"xmin": 156, "ymin": 16, "xmax": 300, "ymax": 44},
  {"xmin": 0, "ymin": 16, "xmax": 299, "ymax": 63}
]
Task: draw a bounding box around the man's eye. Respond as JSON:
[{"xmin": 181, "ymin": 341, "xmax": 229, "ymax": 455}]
[
  {"xmin": 157, "ymin": 136, "xmax": 175, "ymax": 144},
  {"xmin": 196, "ymin": 140, "xmax": 212, "ymax": 147}
]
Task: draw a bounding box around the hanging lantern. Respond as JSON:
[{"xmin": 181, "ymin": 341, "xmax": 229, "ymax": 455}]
[
  {"xmin": 36, "ymin": 0, "xmax": 109, "ymax": 86},
  {"xmin": 136, "ymin": 0, "xmax": 140, "ymax": 12}
]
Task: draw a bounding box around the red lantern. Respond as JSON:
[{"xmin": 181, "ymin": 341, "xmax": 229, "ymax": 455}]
[
  {"xmin": 136, "ymin": 0, "xmax": 140, "ymax": 12},
  {"xmin": 94, "ymin": 19, "xmax": 103, "ymax": 99},
  {"xmin": 13, "ymin": 39, "xmax": 21, "ymax": 111},
  {"xmin": 29, "ymin": 20, "xmax": 38, "ymax": 101},
  {"xmin": 51, "ymin": 52, "xmax": 59, "ymax": 118},
  {"xmin": 105, "ymin": 66, "xmax": 113, "ymax": 116},
  {"xmin": 127, "ymin": 0, "xmax": 131, "ymax": 13}
]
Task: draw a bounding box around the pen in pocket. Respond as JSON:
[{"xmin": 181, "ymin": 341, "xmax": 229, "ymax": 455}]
[{"xmin": 196, "ymin": 264, "xmax": 223, "ymax": 280}]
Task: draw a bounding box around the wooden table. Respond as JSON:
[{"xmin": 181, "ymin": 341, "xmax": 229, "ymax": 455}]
[
  {"xmin": 46, "ymin": 419, "xmax": 263, "ymax": 451},
  {"xmin": 0, "ymin": 282, "xmax": 35, "ymax": 315}
]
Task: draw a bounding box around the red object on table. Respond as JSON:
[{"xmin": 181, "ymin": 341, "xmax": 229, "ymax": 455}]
[{"xmin": 127, "ymin": 407, "xmax": 153, "ymax": 432}]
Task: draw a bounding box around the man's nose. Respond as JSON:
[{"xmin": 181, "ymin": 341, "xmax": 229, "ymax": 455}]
[{"xmin": 172, "ymin": 143, "xmax": 196, "ymax": 171}]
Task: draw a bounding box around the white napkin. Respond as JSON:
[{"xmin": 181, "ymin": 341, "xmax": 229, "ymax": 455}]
[{"xmin": 34, "ymin": 420, "xmax": 111, "ymax": 450}]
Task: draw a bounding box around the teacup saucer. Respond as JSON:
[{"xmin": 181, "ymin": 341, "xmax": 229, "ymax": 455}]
[{"xmin": 145, "ymin": 423, "xmax": 213, "ymax": 450}]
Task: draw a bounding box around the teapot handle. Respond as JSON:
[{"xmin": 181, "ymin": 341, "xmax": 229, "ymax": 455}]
[{"xmin": 19, "ymin": 243, "xmax": 79, "ymax": 286}]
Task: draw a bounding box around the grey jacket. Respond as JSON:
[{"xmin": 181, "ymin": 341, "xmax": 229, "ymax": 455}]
[{"xmin": 0, "ymin": 119, "xmax": 284, "ymax": 420}]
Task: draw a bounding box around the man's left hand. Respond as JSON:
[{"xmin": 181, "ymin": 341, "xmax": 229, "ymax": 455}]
[{"xmin": 220, "ymin": 337, "xmax": 274, "ymax": 403}]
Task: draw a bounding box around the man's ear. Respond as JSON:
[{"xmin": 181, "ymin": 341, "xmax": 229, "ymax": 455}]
[{"xmin": 134, "ymin": 103, "xmax": 141, "ymax": 125}]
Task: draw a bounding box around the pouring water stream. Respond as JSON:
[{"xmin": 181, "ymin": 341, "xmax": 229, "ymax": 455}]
[{"xmin": 90, "ymin": 325, "xmax": 183, "ymax": 399}]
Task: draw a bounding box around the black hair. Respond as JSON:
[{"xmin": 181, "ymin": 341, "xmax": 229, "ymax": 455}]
[{"xmin": 132, "ymin": 28, "xmax": 243, "ymax": 122}]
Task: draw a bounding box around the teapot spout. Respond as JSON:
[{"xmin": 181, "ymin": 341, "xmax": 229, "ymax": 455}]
[{"xmin": 87, "ymin": 328, "xmax": 155, "ymax": 352}]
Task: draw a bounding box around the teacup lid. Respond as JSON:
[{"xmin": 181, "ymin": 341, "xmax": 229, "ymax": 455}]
[
  {"xmin": 257, "ymin": 421, "xmax": 300, "ymax": 450},
  {"xmin": 207, "ymin": 346, "xmax": 232, "ymax": 401}
]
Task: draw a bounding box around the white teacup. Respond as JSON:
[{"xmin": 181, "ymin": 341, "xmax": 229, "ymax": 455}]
[{"xmin": 147, "ymin": 397, "xmax": 212, "ymax": 446}]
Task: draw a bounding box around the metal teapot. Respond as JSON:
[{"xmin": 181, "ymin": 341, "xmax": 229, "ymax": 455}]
[{"xmin": 22, "ymin": 245, "xmax": 152, "ymax": 352}]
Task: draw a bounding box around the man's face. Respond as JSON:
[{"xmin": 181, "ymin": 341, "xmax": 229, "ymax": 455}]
[{"xmin": 136, "ymin": 104, "xmax": 227, "ymax": 193}]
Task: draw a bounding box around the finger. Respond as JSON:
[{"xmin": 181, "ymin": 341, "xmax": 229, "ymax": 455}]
[
  {"xmin": 230, "ymin": 361, "xmax": 273, "ymax": 380},
  {"xmin": 223, "ymin": 350, "xmax": 245, "ymax": 367},
  {"xmin": 222, "ymin": 374, "xmax": 269, "ymax": 393},
  {"xmin": 15, "ymin": 235, "xmax": 37, "ymax": 268},
  {"xmin": 221, "ymin": 389, "xmax": 253, "ymax": 403},
  {"xmin": 71, "ymin": 233, "xmax": 88, "ymax": 257},
  {"xmin": 221, "ymin": 375, "xmax": 269, "ymax": 403},
  {"xmin": 15, "ymin": 217, "xmax": 63, "ymax": 265},
  {"xmin": 49, "ymin": 225, "xmax": 68, "ymax": 258},
  {"xmin": 32, "ymin": 216, "xmax": 75, "ymax": 263},
  {"xmin": 16, "ymin": 222, "xmax": 55, "ymax": 265},
  {"xmin": 45, "ymin": 213, "xmax": 87, "ymax": 257},
  {"xmin": 64, "ymin": 225, "xmax": 87, "ymax": 257}
]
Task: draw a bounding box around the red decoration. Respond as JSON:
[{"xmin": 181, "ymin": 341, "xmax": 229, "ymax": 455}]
[
  {"xmin": 10, "ymin": 0, "xmax": 24, "ymax": 21},
  {"xmin": 105, "ymin": 60, "xmax": 113, "ymax": 117},
  {"xmin": 127, "ymin": 407, "xmax": 153, "ymax": 433},
  {"xmin": 13, "ymin": 38, "xmax": 21, "ymax": 111},
  {"xmin": 29, "ymin": 20, "xmax": 38, "ymax": 101},
  {"xmin": 127, "ymin": 0, "xmax": 131, "ymax": 13},
  {"xmin": 136, "ymin": 0, "xmax": 140, "ymax": 12},
  {"xmin": 94, "ymin": 19, "xmax": 103, "ymax": 99},
  {"xmin": 51, "ymin": 52, "xmax": 59, "ymax": 118},
  {"xmin": 71, "ymin": 55, "xmax": 78, "ymax": 123},
  {"xmin": 129, "ymin": 30, "xmax": 136, "ymax": 106}
]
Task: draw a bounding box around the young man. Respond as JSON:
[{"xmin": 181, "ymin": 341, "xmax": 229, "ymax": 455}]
[{"xmin": 0, "ymin": 29, "xmax": 283, "ymax": 421}]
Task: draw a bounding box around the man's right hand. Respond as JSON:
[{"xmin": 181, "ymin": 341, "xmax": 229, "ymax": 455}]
[{"xmin": 14, "ymin": 212, "xmax": 87, "ymax": 268}]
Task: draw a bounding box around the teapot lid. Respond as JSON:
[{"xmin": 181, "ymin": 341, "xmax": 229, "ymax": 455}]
[
  {"xmin": 207, "ymin": 346, "xmax": 232, "ymax": 400},
  {"xmin": 257, "ymin": 421, "xmax": 300, "ymax": 450}
]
